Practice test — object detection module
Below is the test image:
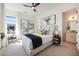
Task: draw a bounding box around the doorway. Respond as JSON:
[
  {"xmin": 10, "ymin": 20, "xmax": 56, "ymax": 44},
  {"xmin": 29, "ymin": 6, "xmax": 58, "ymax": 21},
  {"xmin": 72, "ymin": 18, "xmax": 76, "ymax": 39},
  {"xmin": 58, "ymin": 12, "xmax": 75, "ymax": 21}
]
[
  {"xmin": 62, "ymin": 8, "xmax": 77, "ymax": 48},
  {"xmin": 5, "ymin": 16, "xmax": 16, "ymax": 43}
]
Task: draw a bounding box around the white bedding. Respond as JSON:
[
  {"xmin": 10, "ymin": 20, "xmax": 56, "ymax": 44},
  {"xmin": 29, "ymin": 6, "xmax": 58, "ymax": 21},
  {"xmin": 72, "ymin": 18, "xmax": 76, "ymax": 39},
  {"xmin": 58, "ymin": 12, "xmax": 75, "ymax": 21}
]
[{"xmin": 22, "ymin": 35, "xmax": 53, "ymax": 55}]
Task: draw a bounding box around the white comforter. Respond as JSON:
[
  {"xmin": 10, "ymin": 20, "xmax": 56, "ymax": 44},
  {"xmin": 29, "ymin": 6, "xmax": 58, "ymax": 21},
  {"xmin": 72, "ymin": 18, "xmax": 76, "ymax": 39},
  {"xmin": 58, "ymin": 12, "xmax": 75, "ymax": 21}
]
[{"xmin": 22, "ymin": 35, "xmax": 53, "ymax": 55}]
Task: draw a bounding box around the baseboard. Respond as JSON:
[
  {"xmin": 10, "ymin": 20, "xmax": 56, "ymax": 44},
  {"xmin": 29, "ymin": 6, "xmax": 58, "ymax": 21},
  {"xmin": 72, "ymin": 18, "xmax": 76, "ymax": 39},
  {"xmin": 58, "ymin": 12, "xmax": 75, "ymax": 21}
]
[{"xmin": 64, "ymin": 41, "xmax": 77, "ymax": 45}]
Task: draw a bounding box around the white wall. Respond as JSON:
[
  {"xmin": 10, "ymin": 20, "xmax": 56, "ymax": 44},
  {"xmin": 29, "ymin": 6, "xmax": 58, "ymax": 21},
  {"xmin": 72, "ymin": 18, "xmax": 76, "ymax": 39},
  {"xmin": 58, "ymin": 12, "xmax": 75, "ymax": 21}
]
[
  {"xmin": 0, "ymin": 4, "xmax": 5, "ymax": 33},
  {"xmin": 76, "ymin": 7, "xmax": 79, "ymax": 50},
  {"xmin": 0, "ymin": 4, "xmax": 5, "ymax": 49}
]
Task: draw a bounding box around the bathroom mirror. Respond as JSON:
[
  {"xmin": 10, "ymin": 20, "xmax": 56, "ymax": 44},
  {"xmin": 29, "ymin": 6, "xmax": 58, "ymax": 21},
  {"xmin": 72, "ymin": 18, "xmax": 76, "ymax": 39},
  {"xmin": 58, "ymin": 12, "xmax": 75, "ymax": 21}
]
[{"xmin": 67, "ymin": 20, "xmax": 77, "ymax": 32}]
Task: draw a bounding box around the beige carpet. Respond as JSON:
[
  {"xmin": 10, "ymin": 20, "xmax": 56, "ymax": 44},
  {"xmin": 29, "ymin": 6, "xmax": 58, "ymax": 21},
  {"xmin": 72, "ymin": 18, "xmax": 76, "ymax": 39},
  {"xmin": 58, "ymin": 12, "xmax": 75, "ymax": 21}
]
[
  {"xmin": 2, "ymin": 41, "xmax": 28, "ymax": 56},
  {"xmin": 0, "ymin": 49, "xmax": 1, "ymax": 56},
  {"xmin": 36, "ymin": 46, "xmax": 79, "ymax": 56},
  {"xmin": 1, "ymin": 41, "xmax": 79, "ymax": 56}
]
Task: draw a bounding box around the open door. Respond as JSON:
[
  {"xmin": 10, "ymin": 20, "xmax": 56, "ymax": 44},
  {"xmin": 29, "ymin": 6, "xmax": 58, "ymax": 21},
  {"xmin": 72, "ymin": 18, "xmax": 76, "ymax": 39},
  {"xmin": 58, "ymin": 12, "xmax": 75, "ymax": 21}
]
[
  {"xmin": 5, "ymin": 16, "xmax": 16, "ymax": 43},
  {"xmin": 62, "ymin": 8, "xmax": 77, "ymax": 48}
]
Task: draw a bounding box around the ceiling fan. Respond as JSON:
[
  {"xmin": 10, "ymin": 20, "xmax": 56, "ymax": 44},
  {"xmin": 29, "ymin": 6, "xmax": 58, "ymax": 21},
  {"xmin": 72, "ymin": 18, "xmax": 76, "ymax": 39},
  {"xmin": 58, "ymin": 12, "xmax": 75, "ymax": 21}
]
[{"xmin": 23, "ymin": 3, "xmax": 40, "ymax": 12}]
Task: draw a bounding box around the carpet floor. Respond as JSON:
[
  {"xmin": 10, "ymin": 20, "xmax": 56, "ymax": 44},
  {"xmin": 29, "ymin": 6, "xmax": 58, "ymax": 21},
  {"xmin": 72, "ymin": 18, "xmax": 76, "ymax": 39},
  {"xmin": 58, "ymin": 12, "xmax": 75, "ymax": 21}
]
[
  {"xmin": 0, "ymin": 49, "xmax": 1, "ymax": 56},
  {"xmin": 36, "ymin": 46, "xmax": 79, "ymax": 56},
  {"xmin": 2, "ymin": 41, "xmax": 27, "ymax": 56},
  {"xmin": 1, "ymin": 41, "xmax": 79, "ymax": 56}
]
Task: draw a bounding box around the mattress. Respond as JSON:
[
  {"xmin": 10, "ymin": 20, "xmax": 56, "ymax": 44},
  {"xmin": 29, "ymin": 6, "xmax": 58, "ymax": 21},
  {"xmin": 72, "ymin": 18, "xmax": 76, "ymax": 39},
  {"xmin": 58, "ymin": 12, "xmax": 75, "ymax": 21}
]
[
  {"xmin": 22, "ymin": 34, "xmax": 53, "ymax": 55},
  {"xmin": 39, "ymin": 35, "xmax": 53, "ymax": 44},
  {"xmin": 31, "ymin": 41, "xmax": 53, "ymax": 55},
  {"xmin": 22, "ymin": 35, "xmax": 53, "ymax": 48}
]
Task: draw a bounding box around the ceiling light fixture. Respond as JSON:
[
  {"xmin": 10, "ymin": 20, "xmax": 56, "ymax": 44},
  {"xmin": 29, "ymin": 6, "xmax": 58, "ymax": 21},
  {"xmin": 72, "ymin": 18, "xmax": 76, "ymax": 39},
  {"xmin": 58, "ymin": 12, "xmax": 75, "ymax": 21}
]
[{"xmin": 32, "ymin": 7, "xmax": 35, "ymax": 9}]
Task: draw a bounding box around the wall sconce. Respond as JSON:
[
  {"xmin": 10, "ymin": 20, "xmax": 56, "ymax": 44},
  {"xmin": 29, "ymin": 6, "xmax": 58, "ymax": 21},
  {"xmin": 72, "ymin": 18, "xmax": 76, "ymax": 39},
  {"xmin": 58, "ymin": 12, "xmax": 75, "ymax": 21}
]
[{"xmin": 68, "ymin": 15, "xmax": 77, "ymax": 21}]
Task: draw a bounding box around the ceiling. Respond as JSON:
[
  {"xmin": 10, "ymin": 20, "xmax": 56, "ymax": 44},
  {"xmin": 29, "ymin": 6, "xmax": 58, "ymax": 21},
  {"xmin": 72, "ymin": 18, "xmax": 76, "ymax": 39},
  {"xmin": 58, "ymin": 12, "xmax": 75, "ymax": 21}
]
[{"xmin": 5, "ymin": 3, "xmax": 61, "ymax": 16}]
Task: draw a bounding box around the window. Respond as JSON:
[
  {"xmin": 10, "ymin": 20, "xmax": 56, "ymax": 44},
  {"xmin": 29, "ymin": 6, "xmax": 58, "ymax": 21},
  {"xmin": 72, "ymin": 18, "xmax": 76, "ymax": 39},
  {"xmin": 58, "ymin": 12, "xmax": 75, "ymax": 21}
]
[{"xmin": 5, "ymin": 16, "xmax": 16, "ymax": 24}]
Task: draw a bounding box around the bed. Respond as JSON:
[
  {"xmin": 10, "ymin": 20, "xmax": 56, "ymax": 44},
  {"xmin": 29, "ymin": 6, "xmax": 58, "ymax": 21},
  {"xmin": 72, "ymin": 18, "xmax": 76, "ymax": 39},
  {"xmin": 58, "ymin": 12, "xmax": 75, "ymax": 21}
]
[{"xmin": 22, "ymin": 34, "xmax": 53, "ymax": 56}]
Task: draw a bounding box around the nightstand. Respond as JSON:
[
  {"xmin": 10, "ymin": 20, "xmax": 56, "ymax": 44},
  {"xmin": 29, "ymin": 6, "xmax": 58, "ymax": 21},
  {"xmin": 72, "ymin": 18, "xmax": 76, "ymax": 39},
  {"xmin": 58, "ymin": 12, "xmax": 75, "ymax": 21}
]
[{"xmin": 53, "ymin": 34, "xmax": 61, "ymax": 45}]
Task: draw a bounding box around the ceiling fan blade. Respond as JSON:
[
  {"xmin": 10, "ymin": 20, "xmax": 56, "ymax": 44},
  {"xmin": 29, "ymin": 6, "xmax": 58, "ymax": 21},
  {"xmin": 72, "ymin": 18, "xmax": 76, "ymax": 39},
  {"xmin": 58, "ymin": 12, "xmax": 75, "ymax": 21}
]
[
  {"xmin": 32, "ymin": 3, "xmax": 34, "ymax": 6},
  {"xmin": 33, "ymin": 9, "xmax": 36, "ymax": 12},
  {"xmin": 34, "ymin": 3, "xmax": 40, "ymax": 7},
  {"xmin": 23, "ymin": 4, "xmax": 32, "ymax": 7}
]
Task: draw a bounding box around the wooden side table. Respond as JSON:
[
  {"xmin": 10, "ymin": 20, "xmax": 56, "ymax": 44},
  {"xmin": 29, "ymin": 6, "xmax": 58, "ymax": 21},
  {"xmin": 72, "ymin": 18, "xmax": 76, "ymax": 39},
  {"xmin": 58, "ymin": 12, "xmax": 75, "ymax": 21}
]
[{"xmin": 53, "ymin": 34, "xmax": 61, "ymax": 45}]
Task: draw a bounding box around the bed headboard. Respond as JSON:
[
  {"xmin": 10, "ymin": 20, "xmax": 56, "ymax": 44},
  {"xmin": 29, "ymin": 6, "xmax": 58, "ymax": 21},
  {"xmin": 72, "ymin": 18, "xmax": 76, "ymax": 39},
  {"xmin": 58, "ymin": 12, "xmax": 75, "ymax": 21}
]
[{"xmin": 21, "ymin": 19, "xmax": 35, "ymax": 34}]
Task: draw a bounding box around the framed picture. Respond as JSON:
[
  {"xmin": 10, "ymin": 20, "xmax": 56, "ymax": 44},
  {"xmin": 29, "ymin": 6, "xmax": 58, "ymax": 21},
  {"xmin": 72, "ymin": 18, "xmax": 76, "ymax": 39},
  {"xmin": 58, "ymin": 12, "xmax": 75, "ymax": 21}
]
[
  {"xmin": 40, "ymin": 15, "xmax": 56, "ymax": 35},
  {"xmin": 21, "ymin": 19, "xmax": 29, "ymax": 34},
  {"xmin": 44, "ymin": 15, "xmax": 56, "ymax": 24},
  {"xmin": 49, "ymin": 15, "xmax": 56, "ymax": 24},
  {"xmin": 21, "ymin": 19, "xmax": 34, "ymax": 34}
]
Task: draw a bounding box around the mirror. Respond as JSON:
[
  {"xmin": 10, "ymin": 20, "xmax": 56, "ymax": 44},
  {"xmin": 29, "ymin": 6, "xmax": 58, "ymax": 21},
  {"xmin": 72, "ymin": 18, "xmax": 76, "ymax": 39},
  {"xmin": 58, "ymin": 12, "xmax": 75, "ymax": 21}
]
[{"xmin": 67, "ymin": 20, "xmax": 77, "ymax": 32}]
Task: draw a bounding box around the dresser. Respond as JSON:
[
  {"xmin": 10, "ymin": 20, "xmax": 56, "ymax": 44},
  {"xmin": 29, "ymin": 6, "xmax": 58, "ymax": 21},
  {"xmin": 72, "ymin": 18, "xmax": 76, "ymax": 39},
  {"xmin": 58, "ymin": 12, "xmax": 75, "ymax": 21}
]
[
  {"xmin": 66, "ymin": 30, "xmax": 77, "ymax": 45},
  {"xmin": 53, "ymin": 34, "xmax": 61, "ymax": 45}
]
